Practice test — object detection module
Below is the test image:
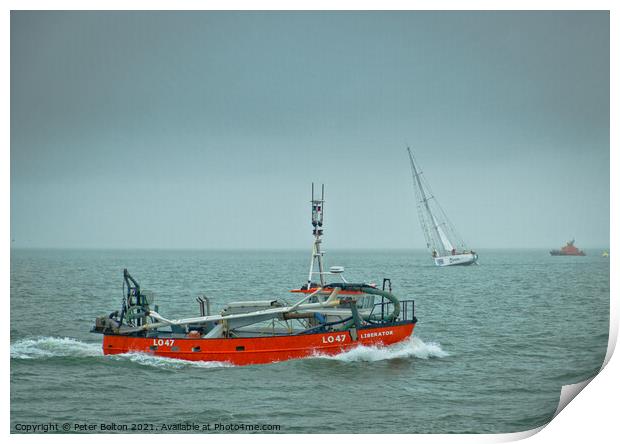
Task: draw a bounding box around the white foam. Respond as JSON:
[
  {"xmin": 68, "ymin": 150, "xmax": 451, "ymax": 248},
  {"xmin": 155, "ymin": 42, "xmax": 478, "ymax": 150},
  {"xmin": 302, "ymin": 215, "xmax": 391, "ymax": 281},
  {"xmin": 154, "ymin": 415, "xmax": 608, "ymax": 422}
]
[
  {"xmin": 313, "ymin": 336, "xmax": 449, "ymax": 362},
  {"xmin": 111, "ymin": 352, "xmax": 234, "ymax": 369},
  {"xmin": 10, "ymin": 336, "xmax": 102, "ymax": 359},
  {"xmin": 10, "ymin": 336, "xmax": 233, "ymax": 368},
  {"xmin": 10, "ymin": 335, "xmax": 447, "ymax": 367}
]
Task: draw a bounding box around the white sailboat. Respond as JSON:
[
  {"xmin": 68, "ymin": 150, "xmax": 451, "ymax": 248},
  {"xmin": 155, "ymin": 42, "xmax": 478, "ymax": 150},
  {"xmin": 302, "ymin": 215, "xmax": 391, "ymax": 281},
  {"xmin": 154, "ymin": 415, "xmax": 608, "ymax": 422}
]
[{"xmin": 406, "ymin": 147, "xmax": 478, "ymax": 266}]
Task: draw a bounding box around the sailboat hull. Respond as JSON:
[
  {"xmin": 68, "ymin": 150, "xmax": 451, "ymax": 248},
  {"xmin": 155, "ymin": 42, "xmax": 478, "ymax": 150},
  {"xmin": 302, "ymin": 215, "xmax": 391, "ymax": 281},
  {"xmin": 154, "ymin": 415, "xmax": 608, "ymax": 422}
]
[
  {"xmin": 407, "ymin": 148, "xmax": 478, "ymax": 267},
  {"xmin": 434, "ymin": 253, "xmax": 478, "ymax": 266}
]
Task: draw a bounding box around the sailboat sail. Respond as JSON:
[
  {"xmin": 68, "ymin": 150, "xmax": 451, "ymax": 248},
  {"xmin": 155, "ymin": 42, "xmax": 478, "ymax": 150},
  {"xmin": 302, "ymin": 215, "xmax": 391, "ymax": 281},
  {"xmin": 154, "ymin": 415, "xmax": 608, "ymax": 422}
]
[
  {"xmin": 406, "ymin": 147, "xmax": 477, "ymax": 266},
  {"xmin": 434, "ymin": 216, "xmax": 454, "ymax": 253}
]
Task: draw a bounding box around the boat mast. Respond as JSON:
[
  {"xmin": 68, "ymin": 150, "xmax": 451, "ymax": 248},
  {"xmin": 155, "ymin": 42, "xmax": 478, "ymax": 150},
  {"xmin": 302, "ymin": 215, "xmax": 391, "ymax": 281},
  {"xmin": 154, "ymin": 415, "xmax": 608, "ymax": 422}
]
[
  {"xmin": 307, "ymin": 183, "xmax": 326, "ymax": 288},
  {"xmin": 407, "ymin": 147, "xmax": 444, "ymax": 254}
]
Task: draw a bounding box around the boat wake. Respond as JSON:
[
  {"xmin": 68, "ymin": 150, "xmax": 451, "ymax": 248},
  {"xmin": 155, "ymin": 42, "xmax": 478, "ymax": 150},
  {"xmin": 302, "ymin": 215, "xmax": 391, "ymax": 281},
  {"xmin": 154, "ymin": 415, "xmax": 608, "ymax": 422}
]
[
  {"xmin": 313, "ymin": 336, "xmax": 449, "ymax": 363},
  {"xmin": 10, "ymin": 336, "xmax": 102, "ymax": 359},
  {"xmin": 10, "ymin": 336, "xmax": 232, "ymax": 369},
  {"xmin": 109, "ymin": 352, "xmax": 233, "ymax": 369},
  {"xmin": 11, "ymin": 336, "xmax": 446, "ymax": 367}
]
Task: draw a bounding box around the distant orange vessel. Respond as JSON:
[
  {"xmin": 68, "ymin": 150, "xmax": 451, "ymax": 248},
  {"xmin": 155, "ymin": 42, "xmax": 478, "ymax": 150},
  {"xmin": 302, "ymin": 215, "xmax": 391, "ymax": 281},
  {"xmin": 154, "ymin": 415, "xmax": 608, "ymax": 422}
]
[{"xmin": 550, "ymin": 239, "xmax": 586, "ymax": 256}]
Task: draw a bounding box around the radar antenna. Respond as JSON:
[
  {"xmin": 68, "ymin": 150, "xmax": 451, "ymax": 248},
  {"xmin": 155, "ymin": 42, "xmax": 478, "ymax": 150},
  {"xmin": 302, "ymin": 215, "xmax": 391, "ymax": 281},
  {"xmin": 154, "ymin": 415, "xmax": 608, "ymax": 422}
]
[{"xmin": 307, "ymin": 183, "xmax": 326, "ymax": 288}]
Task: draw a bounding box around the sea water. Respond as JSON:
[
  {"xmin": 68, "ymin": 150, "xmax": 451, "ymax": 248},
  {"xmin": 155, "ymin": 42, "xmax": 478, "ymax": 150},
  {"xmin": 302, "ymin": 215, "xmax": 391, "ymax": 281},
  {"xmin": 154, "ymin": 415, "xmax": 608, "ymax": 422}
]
[{"xmin": 10, "ymin": 249, "xmax": 609, "ymax": 433}]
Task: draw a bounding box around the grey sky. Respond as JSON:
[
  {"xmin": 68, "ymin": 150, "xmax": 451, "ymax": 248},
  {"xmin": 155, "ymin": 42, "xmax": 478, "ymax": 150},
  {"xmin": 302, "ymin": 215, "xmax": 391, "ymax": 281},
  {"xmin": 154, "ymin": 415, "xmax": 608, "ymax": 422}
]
[{"xmin": 11, "ymin": 11, "xmax": 609, "ymax": 249}]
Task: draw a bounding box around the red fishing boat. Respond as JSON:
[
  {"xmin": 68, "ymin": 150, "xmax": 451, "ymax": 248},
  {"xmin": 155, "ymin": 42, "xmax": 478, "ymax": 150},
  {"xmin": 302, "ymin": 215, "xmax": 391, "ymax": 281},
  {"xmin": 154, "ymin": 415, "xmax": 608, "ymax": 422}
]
[
  {"xmin": 92, "ymin": 185, "xmax": 417, "ymax": 366},
  {"xmin": 550, "ymin": 239, "xmax": 586, "ymax": 256}
]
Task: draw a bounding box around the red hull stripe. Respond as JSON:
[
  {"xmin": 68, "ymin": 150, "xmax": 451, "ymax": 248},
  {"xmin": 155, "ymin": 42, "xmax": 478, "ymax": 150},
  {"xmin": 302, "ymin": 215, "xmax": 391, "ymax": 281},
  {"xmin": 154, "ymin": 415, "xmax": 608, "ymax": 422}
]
[{"xmin": 102, "ymin": 323, "xmax": 415, "ymax": 366}]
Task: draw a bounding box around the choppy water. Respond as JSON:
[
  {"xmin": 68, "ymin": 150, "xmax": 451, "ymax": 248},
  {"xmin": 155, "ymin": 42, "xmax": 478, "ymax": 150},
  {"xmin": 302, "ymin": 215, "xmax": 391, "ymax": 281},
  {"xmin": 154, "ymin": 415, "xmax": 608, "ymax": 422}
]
[{"xmin": 10, "ymin": 249, "xmax": 609, "ymax": 433}]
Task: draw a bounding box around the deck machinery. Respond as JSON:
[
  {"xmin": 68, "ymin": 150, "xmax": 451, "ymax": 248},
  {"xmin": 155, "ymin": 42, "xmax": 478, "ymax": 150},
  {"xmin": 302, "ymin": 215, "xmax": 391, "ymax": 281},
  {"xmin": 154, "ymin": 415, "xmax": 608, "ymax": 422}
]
[{"xmin": 92, "ymin": 185, "xmax": 417, "ymax": 365}]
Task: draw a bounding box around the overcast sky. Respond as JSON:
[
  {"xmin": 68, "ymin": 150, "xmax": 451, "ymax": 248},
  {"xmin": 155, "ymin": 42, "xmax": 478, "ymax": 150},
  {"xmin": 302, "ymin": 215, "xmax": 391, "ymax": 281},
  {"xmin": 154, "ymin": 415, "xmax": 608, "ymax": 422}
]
[{"xmin": 10, "ymin": 11, "xmax": 609, "ymax": 249}]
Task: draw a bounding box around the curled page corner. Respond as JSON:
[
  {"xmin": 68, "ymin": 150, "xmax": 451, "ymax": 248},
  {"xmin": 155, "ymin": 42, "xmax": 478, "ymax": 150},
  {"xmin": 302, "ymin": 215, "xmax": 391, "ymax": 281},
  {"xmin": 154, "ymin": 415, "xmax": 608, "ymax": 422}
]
[
  {"xmin": 493, "ymin": 374, "xmax": 601, "ymax": 443},
  {"xmin": 545, "ymin": 315, "xmax": 616, "ymax": 429},
  {"xmin": 553, "ymin": 376, "xmax": 596, "ymax": 419},
  {"xmin": 495, "ymin": 425, "xmax": 546, "ymax": 442},
  {"xmin": 492, "ymin": 373, "xmax": 600, "ymax": 443}
]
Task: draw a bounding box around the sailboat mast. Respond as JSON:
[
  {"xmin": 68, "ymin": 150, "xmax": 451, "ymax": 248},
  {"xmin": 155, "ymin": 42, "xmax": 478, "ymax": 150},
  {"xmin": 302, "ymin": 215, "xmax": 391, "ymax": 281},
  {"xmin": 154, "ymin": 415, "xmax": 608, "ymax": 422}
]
[
  {"xmin": 407, "ymin": 147, "xmax": 444, "ymax": 253},
  {"xmin": 407, "ymin": 148, "xmax": 430, "ymax": 209}
]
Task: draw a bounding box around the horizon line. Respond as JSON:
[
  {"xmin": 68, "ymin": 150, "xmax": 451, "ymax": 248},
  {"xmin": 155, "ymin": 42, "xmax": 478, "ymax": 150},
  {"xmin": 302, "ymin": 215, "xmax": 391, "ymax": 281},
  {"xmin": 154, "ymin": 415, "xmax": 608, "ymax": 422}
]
[{"xmin": 9, "ymin": 246, "xmax": 611, "ymax": 251}]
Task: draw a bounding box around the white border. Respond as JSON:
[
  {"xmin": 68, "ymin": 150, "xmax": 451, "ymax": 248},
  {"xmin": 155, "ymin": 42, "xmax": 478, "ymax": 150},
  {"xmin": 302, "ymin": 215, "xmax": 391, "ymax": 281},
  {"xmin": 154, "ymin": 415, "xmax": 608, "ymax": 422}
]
[{"xmin": 5, "ymin": 2, "xmax": 616, "ymax": 443}]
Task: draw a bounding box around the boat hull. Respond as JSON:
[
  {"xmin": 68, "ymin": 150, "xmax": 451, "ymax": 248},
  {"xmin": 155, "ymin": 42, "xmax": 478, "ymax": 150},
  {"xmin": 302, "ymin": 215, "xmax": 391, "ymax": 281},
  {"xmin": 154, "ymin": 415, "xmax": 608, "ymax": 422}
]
[
  {"xmin": 550, "ymin": 251, "xmax": 585, "ymax": 256},
  {"xmin": 102, "ymin": 322, "xmax": 415, "ymax": 366},
  {"xmin": 434, "ymin": 253, "xmax": 478, "ymax": 266}
]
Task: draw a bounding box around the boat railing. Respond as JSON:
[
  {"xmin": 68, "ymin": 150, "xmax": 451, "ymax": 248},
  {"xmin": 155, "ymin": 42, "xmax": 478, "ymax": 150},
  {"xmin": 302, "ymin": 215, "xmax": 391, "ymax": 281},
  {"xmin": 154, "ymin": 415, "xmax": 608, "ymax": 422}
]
[
  {"xmin": 369, "ymin": 298, "xmax": 415, "ymax": 322},
  {"xmin": 400, "ymin": 300, "xmax": 415, "ymax": 321}
]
